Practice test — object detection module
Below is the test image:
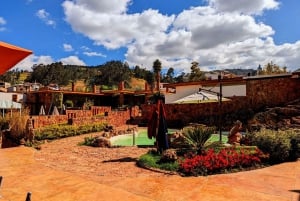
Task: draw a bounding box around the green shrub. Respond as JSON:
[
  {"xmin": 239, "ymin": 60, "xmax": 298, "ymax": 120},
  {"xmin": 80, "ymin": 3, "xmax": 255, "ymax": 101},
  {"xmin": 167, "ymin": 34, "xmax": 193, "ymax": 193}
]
[
  {"xmin": 34, "ymin": 123, "xmax": 105, "ymax": 141},
  {"xmin": 64, "ymin": 100, "xmax": 74, "ymax": 108},
  {"xmin": 248, "ymin": 129, "xmax": 300, "ymax": 164},
  {"xmin": 78, "ymin": 135, "xmax": 96, "ymax": 146},
  {"xmin": 289, "ymin": 134, "xmax": 300, "ymax": 161},
  {"xmin": 138, "ymin": 150, "xmax": 179, "ymax": 172},
  {"xmin": 182, "ymin": 125, "xmax": 216, "ymax": 154}
]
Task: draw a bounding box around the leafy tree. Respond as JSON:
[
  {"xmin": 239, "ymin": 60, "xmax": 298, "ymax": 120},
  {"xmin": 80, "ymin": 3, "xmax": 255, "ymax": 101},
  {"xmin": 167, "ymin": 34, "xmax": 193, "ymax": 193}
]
[
  {"xmin": 145, "ymin": 71, "xmax": 155, "ymax": 91},
  {"xmin": 162, "ymin": 67, "xmax": 175, "ymax": 83},
  {"xmin": 133, "ymin": 65, "xmax": 145, "ymax": 78},
  {"xmin": 262, "ymin": 62, "xmax": 288, "ymax": 75},
  {"xmin": 0, "ymin": 69, "xmax": 20, "ymax": 85},
  {"xmin": 174, "ymin": 72, "xmax": 186, "ymax": 83},
  {"xmin": 153, "ymin": 59, "xmax": 162, "ymax": 91},
  {"xmin": 189, "ymin": 61, "xmax": 205, "ymax": 81},
  {"xmin": 92, "ymin": 60, "xmax": 132, "ymax": 87}
]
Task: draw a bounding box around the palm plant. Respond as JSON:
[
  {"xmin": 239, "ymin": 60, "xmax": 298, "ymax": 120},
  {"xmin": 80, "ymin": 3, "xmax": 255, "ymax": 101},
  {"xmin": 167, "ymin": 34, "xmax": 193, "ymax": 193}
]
[{"xmin": 182, "ymin": 124, "xmax": 216, "ymax": 154}]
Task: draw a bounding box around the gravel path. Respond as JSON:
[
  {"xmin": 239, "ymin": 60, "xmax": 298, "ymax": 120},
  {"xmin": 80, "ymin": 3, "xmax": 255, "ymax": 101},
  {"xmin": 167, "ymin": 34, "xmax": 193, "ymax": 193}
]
[{"xmin": 34, "ymin": 133, "xmax": 172, "ymax": 185}]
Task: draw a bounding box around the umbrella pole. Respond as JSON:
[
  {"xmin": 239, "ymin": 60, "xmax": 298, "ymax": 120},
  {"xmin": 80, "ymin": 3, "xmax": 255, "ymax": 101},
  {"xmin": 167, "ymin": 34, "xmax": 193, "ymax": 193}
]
[{"xmin": 218, "ymin": 74, "xmax": 223, "ymax": 143}]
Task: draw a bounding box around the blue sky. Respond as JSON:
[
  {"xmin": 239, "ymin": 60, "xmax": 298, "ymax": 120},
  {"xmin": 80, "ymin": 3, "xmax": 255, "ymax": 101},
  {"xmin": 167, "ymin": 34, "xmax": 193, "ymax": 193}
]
[{"xmin": 1, "ymin": 0, "xmax": 300, "ymax": 73}]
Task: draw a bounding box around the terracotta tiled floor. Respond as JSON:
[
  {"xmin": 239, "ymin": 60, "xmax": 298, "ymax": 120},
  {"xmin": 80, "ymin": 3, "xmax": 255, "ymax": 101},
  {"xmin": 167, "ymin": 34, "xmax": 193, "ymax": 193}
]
[{"xmin": 0, "ymin": 140, "xmax": 299, "ymax": 200}]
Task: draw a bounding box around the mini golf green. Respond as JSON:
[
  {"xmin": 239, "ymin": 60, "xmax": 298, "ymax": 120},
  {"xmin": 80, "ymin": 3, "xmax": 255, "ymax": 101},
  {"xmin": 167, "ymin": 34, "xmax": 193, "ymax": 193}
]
[{"xmin": 110, "ymin": 128, "xmax": 229, "ymax": 146}]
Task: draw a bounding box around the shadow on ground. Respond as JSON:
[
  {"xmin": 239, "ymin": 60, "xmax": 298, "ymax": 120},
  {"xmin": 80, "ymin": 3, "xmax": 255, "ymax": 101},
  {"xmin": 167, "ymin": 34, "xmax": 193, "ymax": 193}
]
[{"xmin": 103, "ymin": 157, "xmax": 137, "ymax": 163}]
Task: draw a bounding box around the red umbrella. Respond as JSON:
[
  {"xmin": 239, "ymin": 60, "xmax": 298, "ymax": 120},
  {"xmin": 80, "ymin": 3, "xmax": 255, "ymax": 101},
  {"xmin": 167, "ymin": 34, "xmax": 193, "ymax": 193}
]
[
  {"xmin": 0, "ymin": 41, "xmax": 32, "ymax": 75},
  {"xmin": 147, "ymin": 99, "xmax": 169, "ymax": 152}
]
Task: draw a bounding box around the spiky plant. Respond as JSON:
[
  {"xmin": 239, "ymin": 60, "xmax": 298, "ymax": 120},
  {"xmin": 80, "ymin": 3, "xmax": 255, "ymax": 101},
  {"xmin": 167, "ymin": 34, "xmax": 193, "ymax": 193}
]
[{"xmin": 182, "ymin": 125, "xmax": 216, "ymax": 154}]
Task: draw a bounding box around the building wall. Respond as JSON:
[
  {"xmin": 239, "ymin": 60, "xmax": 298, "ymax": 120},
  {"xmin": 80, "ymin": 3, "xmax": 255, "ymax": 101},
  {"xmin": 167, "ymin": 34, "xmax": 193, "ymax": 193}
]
[
  {"xmin": 165, "ymin": 85, "xmax": 200, "ymax": 103},
  {"xmin": 245, "ymin": 76, "xmax": 300, "ymax": 108},
  {"xmin": 202, "ymin": 84, "xmax": 246, "ymax": 97},
  {"xmin": 0, "ymin": 92, "xmax": 24, "ymax": 102},
  {"xmin": 165, "ymin": 83, "xmax": 246, "ymax": 103},
  {"xmin": 31, "ymin": 106, "xmax": 140, "ymax": 129},
  {"xmin": 142, "ymin": 75, "xmax": 300, "ymax": 128}
]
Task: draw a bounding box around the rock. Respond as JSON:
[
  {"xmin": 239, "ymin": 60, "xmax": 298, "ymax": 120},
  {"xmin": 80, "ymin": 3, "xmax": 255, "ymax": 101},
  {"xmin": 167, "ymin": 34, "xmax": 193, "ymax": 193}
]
[
  {"xmin": 248, "ymin": 99, "xmax": 300, "ymax": 130},
  {"xmin": 103, "ymin": 132, "xmax": 110, "ymax": 138},
  {"xmin": 291, "ymin": 116, "xmax": 300, "ymax": 124},
  {"xmin": 168, "ymin": 132, "xmax": 188, "ymax": 149},
  {"xmin": 93, "ymin": 137, "xmax": 111, "ymax": 148},
  {"xmin": 160, "ymin": 149, "xmax": 178, "ymax": 163}
]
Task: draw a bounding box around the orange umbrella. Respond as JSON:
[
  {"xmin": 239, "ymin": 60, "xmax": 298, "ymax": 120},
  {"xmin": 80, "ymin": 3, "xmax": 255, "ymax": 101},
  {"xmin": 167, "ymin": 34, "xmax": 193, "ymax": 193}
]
[{"xmin": 0, "ymin": 41, "xmax": 32, "ymax": 75}]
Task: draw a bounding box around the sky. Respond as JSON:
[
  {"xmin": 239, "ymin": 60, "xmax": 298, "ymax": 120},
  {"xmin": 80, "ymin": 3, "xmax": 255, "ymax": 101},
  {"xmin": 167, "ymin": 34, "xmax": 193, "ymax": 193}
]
[{"xmin": 1, "ymin": 0, "xmax": 300, "ymax": 73}]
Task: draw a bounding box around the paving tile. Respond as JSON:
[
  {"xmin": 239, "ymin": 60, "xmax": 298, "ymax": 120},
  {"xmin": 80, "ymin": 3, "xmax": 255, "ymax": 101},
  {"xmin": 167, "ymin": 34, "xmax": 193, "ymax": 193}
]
[{"xmin": 1, "ymin": 146, "xmax": 299, "ymax": 201}]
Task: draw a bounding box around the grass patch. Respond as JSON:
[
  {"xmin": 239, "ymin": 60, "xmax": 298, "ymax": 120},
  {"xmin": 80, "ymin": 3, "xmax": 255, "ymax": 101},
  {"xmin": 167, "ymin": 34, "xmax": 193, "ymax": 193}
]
[{"xmin": 138, "ymin": 150, "xmax": 179, "ymax": 172}]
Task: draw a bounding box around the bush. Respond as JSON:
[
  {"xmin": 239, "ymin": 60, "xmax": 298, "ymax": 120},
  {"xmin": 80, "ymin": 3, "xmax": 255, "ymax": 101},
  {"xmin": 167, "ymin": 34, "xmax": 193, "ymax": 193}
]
[
  {"xmin": 181, "ymin": 124, "xmax": 216, "ymax": 154},
  {"xmin": 179, "ymin": 147, "xmax": 268, "ymax": 176},
  {"xmin": 138, "ymin": 150, "xmax": 179, "ymax": 172},
  {"xmin": 248, "ymin": 129, "xmax": 300, "ymax": 164},
  {"xmin": 34, "ymin": 123, "xmax": 106, "ymax": 141},
  {"xmin": 79, "ymin": 135, "xmax": 96, "ymax": 146},
  {"xmin": 0, "ymin": 109, "xmax": 30, "ymax": 142},
  {"xmin": 289, "ymin": 134, "xmax": 300, "ymax": 161}
]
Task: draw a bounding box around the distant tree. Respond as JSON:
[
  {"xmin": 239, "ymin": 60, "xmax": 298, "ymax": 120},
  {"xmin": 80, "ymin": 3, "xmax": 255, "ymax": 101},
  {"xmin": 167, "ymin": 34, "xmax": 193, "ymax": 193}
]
[
  {"xmin": 92, "ymin": 60, "xmax": 131, "ymax": 87},
  {"xmin": 0, "ymin": 69, "xmax": 19, "ymax": 84},
  {"xmin": 189, "ymin": 61, "xmax": 205, "ymax": 81},
  {"xmin": 133, "ymin": 65, "xmax": 146, "ymax": 79},
  {"xmin": 153, "ymin": 59, "xmax": 162, "ymax": 91},
  {"xmin": 174, "ymin": 72, "xmax": 186, "ymax": 83},
  {"xmin": 262, "ymin": 62, "xmax": 287, "ymax": 75},
  {"xmin": 145, "ymin": 71, "xmax": 155, "ymax": 91},
  {"xmin": 27, "ymin": 62, "xmax": 71, "ymax": 86},
  {"xmin": 162, "ymin": 67, "xmax": 175, "ymax": 83}
]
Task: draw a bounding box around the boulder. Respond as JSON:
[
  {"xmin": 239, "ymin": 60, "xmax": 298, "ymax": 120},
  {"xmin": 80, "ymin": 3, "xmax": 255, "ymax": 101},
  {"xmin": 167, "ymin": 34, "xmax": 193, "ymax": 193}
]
[{"xmin": 93, "ymin": 137, "xmax": 111, "ymax": 148}]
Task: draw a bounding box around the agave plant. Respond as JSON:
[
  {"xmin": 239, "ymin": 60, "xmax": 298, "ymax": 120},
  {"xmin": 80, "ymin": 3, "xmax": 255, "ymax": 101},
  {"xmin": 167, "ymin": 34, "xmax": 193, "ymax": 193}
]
[{"xmin": 182, "ymin": 124, "xmax": 216, "ymax": 154}]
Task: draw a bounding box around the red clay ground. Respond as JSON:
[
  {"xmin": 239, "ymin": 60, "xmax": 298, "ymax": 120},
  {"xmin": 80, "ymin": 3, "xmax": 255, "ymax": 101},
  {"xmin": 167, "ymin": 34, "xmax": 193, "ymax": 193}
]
[{"xmin": 34, "ymin": 133, "xmax": 172, "ymax": 185}]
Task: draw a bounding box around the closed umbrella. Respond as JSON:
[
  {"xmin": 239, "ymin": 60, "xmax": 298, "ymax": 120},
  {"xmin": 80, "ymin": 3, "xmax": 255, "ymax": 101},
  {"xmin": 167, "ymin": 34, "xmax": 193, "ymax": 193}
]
[
  {"xmin": 147, "ymin": 99, "xmax": 169, "ymax": 153},
  {"xmin": 0, "ymin": 41, "xmax": 32, "ymax": 75},
  {"xmin": 52, "ymin": 106, "xmax": 59, "ymax": 115},
  {"xmin": 156, "ymin": 100, "xmax": 169, "ymax": 152},
  {"xmin": 39, "ymin": 105, "xmax": 46, "ymax": 115}
]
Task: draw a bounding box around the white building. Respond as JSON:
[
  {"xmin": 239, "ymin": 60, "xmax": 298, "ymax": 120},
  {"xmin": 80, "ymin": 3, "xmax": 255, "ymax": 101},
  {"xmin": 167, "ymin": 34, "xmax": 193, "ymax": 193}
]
[{"xmin": 163, "ymin": 78, "xmax": 246, "ymax": 104}]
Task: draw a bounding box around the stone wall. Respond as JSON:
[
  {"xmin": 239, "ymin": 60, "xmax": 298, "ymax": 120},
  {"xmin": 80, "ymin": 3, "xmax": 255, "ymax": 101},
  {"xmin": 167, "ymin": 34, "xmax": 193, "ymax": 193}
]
[
  {"xmin": 246, "ymin": 76, "xmax": 300, "ymax": 109},
  {"xmin": 141, "ymin": 96, "xmax": 250, "ymax": 128},
  {"xmin": 141, "ymin": 75, "xmax": 300, "ymax": 128},
  {"xmin": 31, "ymin": 106, "xmax": 139, "ymax": 129}
]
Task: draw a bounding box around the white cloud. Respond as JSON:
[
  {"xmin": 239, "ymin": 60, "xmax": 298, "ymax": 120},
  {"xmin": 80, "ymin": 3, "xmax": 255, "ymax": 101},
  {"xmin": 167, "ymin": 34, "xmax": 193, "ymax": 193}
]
[
  {"xmin": 83, "ymin": 51, "xmax": 106, "ymax": 57},
  {"xmin": 208, "ymin": 0, "xmax": 280, "ymax": 15},
  {"xmin": 0, "ymin": 17, "xmax": 6, "ymax": 31},
  {"xmin": 13, "ymin": 55, "xmax": 54, "ymax": 71},
  {"xmin": 63, "ymin": 43, "xmax": 74, "ymax": 52},
  {"xmin": 81, "ymin": 46, "xmax": 91, "ymax": 51},
  {"xmin": 62, "ymin": 1, "xmax": 174, "ymax": 49},
  {"xmin": 0, "ymin": 17, "xmax": 6, "ymax": 25},
  {"xmin": 13, "ymin": 55, "xmax": 86, "ymax": 71},
  {"xmin": 36, "ymin": 9, "xmax": 56, "ymax": 27},
  {"xmin": 60, "ymin": 56, "xmax": 86, "ymax": 65},
  {"xmin": 62, "ymin": 0, "xmax": 300, "ymax": 72},
  {"xmin": 75, "ymin": 0, "xmax": 131, "ymax": 14}
]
